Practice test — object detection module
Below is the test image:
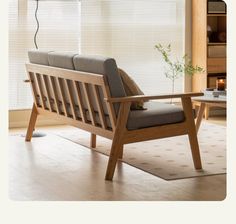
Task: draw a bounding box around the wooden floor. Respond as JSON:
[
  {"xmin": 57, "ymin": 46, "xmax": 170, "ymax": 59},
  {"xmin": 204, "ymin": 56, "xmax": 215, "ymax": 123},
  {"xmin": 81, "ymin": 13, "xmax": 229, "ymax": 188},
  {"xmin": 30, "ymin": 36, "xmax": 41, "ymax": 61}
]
[{"xmin": 8, "ymin": 116, "xmax": 226, "ymax": 201}]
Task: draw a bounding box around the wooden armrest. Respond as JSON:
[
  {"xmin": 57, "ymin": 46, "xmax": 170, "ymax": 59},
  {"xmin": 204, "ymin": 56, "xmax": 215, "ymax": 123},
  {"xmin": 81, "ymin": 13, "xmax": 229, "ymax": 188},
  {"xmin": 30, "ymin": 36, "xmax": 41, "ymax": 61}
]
[
  {"xmin": 24, "ymin": 79, "xmax": 31, "ymax": 83},
  {"xmin": 104, "ymin": 92, "xmax": 204, "ymax": 103}
]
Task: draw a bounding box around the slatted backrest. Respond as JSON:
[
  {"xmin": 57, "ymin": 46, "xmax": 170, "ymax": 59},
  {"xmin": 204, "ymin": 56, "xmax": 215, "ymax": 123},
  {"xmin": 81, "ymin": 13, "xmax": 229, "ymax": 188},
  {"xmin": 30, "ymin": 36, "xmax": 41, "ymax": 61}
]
[
  {"xmin": 26, "ymin": 63, "xmax": 117, "ymax": 131},
  {"xmin": 73, "ymin": 55, "xmax": 127, "ymax": 116}
]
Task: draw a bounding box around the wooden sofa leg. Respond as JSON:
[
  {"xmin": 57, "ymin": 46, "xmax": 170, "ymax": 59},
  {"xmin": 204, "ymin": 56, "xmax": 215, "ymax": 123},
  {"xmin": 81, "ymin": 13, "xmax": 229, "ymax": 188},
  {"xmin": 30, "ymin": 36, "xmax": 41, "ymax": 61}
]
[
  {"xmin": 182, "ymin": 97, "xmax": 202, "ymax": 169},
  {"xmin": 118, "ymin": 145, "xmax": 124, "ymax": 159},
  {"xmin": 105, "ymin": 102, "xmax": 131, "ymax": 180},
  {"xmin": 105, "ymin": 137, "xmax": 124, "ymax": 180},
  {"xmin": 90, "ymin": 134, "xmax": 96, "ymax": 148},
  {"xmin": 25, "ymin": 104, "xmax": 38, "ymax": 142},
  {"xmin": 188, "ymin": 130, "xmax": 202, "ymax": 169}
]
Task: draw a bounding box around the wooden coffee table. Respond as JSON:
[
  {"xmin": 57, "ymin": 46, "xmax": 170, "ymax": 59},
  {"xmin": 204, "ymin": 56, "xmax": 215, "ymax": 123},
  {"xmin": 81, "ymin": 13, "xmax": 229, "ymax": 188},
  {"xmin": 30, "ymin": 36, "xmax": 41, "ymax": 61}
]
[{"xmin": 192, "ymin": 95, "xmax": 226, "ymax": 133}]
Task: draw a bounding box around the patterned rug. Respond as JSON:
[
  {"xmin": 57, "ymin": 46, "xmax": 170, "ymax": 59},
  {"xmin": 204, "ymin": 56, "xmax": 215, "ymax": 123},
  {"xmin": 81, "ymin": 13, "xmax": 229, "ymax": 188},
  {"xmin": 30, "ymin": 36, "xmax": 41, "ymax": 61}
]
[{"xmin": 52, "ymin": 121, "xmax": 226, "ymax": 180}]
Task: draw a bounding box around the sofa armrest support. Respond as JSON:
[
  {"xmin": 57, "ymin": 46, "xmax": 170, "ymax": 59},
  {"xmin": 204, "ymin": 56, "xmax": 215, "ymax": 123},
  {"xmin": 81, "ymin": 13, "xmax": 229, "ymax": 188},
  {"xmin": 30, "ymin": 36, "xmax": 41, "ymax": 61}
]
[{"xmin": 104, "ymin": 92, "xmax": 203, "ymax": 103}]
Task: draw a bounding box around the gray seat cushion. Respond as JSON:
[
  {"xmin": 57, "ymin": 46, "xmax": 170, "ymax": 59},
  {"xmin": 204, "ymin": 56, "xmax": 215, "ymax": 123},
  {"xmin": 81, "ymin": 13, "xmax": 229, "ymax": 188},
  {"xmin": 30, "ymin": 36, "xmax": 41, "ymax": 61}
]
[{"xmin": 127, "ymin": 101, "xmax": 186, "ymax": 130}]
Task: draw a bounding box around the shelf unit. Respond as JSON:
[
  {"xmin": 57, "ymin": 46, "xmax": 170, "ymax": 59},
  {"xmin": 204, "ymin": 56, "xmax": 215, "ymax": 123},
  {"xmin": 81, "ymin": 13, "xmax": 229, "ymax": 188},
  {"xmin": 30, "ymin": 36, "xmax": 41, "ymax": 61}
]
[{"xmin": 192, "ymin": 0, "xmax": 227, "ymax": 92}]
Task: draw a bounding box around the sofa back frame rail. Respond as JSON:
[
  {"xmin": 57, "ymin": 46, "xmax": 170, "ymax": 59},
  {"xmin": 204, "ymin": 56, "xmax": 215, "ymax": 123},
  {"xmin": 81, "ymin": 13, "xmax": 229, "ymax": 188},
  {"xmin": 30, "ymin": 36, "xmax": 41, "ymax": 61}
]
[
  {"xmin": 25, "ymin": 63, "xmax": 116, "ymax": 140},
  {"xmin": 25, "ymin": 63, "xmax": 203, "ymax": 180}
]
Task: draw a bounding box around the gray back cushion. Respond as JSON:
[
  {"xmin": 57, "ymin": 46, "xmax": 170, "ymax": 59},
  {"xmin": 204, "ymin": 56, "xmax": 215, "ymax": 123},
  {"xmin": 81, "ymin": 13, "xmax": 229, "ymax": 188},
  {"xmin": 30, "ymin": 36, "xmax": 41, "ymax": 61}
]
[
  {"xmin": 27, "ymin": 50, "xmax": 126, "ymax": 122},
  {"xmin": 28, "ymin": 50, "xmax": 52, "ymax": 65},
  {"xmin": 73, "ymin": 55, "xmax": 126, "ymax": 115},
  {"xmin": 48, "ymin": 51, "xmax": 78, "ymax": 69},
  {"xmin": 48, "ymin": 52, "xmax": 79, "ymax": 113}
]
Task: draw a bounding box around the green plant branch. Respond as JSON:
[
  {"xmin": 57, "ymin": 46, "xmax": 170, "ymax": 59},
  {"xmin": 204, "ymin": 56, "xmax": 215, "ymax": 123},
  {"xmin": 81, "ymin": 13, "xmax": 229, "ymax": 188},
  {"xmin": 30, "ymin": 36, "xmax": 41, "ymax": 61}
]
[
  {"xmin": 155, "ymin": 43, "xmax": 204, "ymax": 102},
  {"xmin": 155, "ymin": 44, "xmax": 204, "ymax": 78}
]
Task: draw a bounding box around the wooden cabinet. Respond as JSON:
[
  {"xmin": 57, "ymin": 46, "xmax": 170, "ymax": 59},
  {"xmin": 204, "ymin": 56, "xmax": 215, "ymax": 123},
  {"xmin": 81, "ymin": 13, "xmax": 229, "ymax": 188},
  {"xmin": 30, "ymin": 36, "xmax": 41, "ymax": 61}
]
[
  {"xmin": 192, "ymin": 0, "xmax": 227, "ymax": 92},
  {"xmin": 207, "ymin": 58, "xmax": 226, "ymax": 73}
]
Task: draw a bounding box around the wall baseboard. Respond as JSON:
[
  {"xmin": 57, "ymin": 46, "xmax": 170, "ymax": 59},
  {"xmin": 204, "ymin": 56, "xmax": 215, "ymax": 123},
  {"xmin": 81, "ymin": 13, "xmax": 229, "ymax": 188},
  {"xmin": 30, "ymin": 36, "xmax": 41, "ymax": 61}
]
[{"xmin": 9, "ymin": 109, "xmax": 65, "ymax": 128}]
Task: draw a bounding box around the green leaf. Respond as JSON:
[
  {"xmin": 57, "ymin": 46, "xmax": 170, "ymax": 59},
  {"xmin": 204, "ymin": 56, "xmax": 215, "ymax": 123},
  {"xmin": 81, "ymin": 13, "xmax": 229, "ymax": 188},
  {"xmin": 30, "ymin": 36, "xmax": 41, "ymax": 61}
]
[{"xmin": 154, "ymin": 43, "xmax": 205, "ymax": 79}]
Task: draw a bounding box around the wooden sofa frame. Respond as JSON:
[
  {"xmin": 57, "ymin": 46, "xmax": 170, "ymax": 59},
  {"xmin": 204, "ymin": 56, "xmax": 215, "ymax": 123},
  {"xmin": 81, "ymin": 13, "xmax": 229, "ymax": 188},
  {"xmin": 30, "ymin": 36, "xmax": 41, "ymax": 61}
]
[{"xmin": 25, "ymin": 63, "xmax": 203, "ymax": 180}]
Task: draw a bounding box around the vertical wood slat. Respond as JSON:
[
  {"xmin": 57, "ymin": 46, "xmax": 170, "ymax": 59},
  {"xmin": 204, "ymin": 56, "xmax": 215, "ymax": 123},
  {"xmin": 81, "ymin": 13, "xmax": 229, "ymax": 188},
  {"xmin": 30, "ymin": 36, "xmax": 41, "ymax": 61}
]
[
  {"xmin": 101, "ymin": 77, "xmax": 117, "ymax": 130},
  {"xmin": 42, "ymin": 75, "xmax": 52, "ymax": 112},
  {"xmin": 35, "ymin": 73, "xmax": 46, "ymax": 109},
  {"xmin": 82, "ymin": 83, "xmax": 96, "ymax": 126},
  {"xmin": 28, "ymin": 72, "xmax": 39, "ymax": 107},
  {"xmin": 92, "ymin": 85, "xmax": 107, "ymax": 129},
  {"xmin": 49, "ymin": 76, "xmax": 60, "ymax": 114},
  {"xmin": 65, "ymin": 80, "xmax": 77, "ymax": 120},
  {"xmin": 57, "ymin": 78, "xmax": 69, "ymax": 117},
  {"xmin": 73, "ymin": 81, "xmax": 86, "ymax": 122}
]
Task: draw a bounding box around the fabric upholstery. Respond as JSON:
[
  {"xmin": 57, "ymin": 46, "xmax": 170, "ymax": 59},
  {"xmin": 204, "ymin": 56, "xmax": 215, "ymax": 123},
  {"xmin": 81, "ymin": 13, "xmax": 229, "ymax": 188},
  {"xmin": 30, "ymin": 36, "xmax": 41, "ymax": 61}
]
[
  {"xmin": 73, "ymin": 55, "xmax": 126, "ymax": 115},
  {"xmin": 47, "ymin": 52, "xmax": 78, "ymax": 112},
  {"xmin": 127, "ymin": 101, "xmax": 186, "ymax": 130},
  {"xmin": 48, "ymin": 51, "xmax": 78, "ymax": 70},
  {"xmin": 28, "ymin": 50, "xmax": 52, "ymax": 65},
  {"xmin": 73, "ymin": 55, "xmax": 126, "ymax": 98},
  {"xmin": 118, "ymin": 68, "xmax": 145, "ymax": 110}
]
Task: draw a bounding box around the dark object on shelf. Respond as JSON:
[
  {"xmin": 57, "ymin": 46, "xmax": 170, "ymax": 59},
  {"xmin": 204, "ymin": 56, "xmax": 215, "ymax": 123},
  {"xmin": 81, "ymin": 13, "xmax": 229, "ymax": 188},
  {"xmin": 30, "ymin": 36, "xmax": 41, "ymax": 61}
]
[
  {"xmin": 207, "ymin": 73, "xmax": 226, "ymax": 89},
  {"xmin": 216, "ymin": 78, "xmax": 225, "ymax": 91},
  {"xmin": 209, "ymin": 32, "xmax": 218, "ymax": 42},
  {"xmin": 218, "ymin": 31, "xmax": 226, "ymax": 42},
  {"xmin": 207, "ymin": 25, "xmax": 212, "ymax": 38},
  {"xmin": 208, "ymin": 1, "xmax": 226, "ymax": 14},
  {"xmin": 209, "ymin": 32, "xmax": 226, "ymax": 43}
]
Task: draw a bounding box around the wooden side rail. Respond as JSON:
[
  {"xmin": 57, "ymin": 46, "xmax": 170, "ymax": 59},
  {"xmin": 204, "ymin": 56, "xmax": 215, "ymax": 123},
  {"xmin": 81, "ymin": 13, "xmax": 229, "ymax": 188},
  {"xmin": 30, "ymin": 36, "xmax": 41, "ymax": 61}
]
[
  {"xmin": 104, "ymin": 92, "xmax": 203, "ymax": 103},
  {"xmin": 104, "ymin": 94, "xmax": 202, "ymax": 180}
]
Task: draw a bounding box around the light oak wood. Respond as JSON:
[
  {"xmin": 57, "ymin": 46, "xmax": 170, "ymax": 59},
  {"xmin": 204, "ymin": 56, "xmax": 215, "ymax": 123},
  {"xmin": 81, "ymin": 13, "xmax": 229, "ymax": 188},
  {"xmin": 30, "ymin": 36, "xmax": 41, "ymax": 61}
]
[
  {"xmin": 192, "ymin": 0, "xmax": 207, "ymax": 92},
  {"xmin": 57, "ymin": 78, "xmax": 69, "ymax": 117},
  {"xmin": 28, "ymin": 72, "xmax": 39, "ymax": 106},
  {"xmin": 205, "ymin": 102, "xmax": 227, "ymax": 119},
  {"xmin": 42, "ymin": 75, "xmax": 53, "ymax": 112},
  {"xmin": 36, "ymin": 107, "xmax": 114, "ymax": 140},
  {"xmin": 65, "ymin": 79, "xmax": 77, "ymax": 120},
  {"xmin": 90, "ymin": 133, "xmax": 96, "ymax": 148},
  {"xmin": 73, "ymin": 81, "xmax": 86, "ymax": 122},
  {"xmin": 101, "ymin": 78, "xmax": 117, "ymax": 130},
  {"xmin": 105, "ymin": 92, "xmax": 203, "ymax": 103},
  {"xmin": 105, "ymin": 102, "xmax": 131, "ymax": 180},
  {"xmin": 25, "ymin": 103, "xmax": 38, "ymax": 141},
  {"xmin": 49, "ymin": 76, "xmax": 60, "ymax": 114},
  {"xmin": 181, "ymin": 97, "xmax": 202, "ymax": 169},
  {"xmin": 207, "ymin": 58, "xmax": 226, "ymax": 73},
  {"xmin": 118, "ymin": 145, "xmax": 124, "ymax": 159},
  {"xmin": 123, "ymin": 122, "xmax": 188, "ymax": 144},
  {"xmin": 26, "ymin": 63, "xmax": 105, "ymax": 85},
  {"xmin": 82, "ymin": 82, "xmax": 96, "ymax": 126},
  {"xmin": 195, "ymin": 103, "xmax": 206, "ymax": 133},
  {"xmin": 35, "ymin": 73, "xmax": 46, "ymax": 109},
  {"xmin": 192, "ymin": 0, "xmax": 227, "ymax": 91},
  {"xmin": 92, "ymin": 85, "xmax": 107, "ymax": 129},
  {"xmin": 205, "ymin": 104, "xmax": 210, "ymax": 120},
  {"xmin": 26, "ymin": 63, "xmax": 203, "ymax": 181},
  {"xmin": 193, "ymin": 98, "xmax": 226, "ymax": 129}
]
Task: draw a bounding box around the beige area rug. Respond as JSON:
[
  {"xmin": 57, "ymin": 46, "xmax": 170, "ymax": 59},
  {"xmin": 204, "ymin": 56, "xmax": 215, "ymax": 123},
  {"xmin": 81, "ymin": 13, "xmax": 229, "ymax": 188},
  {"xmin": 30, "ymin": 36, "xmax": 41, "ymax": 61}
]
[{"xmin": 51, "ymin": 121, "xmax": 226, "ymax": 180}]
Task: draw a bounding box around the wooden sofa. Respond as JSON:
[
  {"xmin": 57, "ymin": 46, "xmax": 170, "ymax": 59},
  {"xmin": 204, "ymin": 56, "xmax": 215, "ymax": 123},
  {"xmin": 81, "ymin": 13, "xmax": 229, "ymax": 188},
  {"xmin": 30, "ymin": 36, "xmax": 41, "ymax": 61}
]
[{"xmin": 25, "ymin": 50, "xmax": 203, "ymax": 180}]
